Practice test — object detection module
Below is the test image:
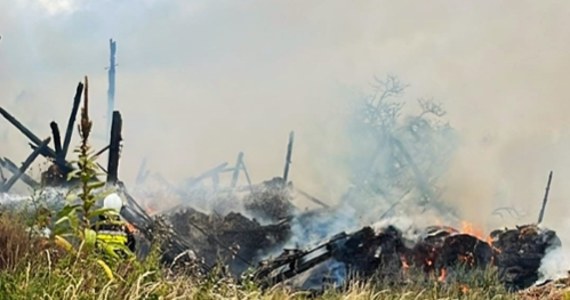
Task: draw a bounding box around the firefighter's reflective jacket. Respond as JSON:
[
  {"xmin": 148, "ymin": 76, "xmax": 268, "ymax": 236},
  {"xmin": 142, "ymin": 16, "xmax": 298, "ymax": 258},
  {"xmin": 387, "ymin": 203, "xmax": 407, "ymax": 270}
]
[{"xmin": 95, "ymin": 215, "xmax": 136, "ymax": 254}]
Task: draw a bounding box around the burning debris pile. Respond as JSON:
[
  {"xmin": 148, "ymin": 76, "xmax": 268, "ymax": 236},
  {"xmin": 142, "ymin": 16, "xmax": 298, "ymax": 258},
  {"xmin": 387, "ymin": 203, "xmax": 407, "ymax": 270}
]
[{"xmin": 248, "ymin": 222, "xmax": 561, "ymax": 292}]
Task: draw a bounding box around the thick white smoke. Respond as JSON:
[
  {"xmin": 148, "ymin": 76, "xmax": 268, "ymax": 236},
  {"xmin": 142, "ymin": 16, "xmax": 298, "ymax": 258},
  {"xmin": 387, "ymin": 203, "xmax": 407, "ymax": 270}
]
[{"xmin": 3, "ymin": 0, "xmax": 570, "ymax": 282}]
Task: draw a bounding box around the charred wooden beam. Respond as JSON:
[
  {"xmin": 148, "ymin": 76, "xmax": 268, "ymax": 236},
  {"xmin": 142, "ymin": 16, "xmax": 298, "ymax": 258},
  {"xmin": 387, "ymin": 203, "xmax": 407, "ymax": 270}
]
[
  {"xmin": 50, "ymin": 121, "xmax": 63, "ymax": 163},
  {"xmin": 282, "ymin": 131, "xmax": 294, "ymax": 185},
  {"xmin": 538, "ymin": 171, "xmax": 553, "ymax": 224},
  {"xmin": 0, "ymin": 107, "xmax": 57, "ymax": 158},
  {"xmin": 2, "ymin": 138, "xmax": 49, "ymax": 192},
  {"xmin": 106, "ymin": 111, "xmax": 122, "ymax": 184},
  {"xmin": 94, "ymin": 144, "xmax": 110, "ymax": 158},
  {"xmin": 0, "ymin": 158, "xmax": 39, "ymax": 188},
  {"xmin": 61, "ymin": 82, "xmax": 84, "ymax": 159}
]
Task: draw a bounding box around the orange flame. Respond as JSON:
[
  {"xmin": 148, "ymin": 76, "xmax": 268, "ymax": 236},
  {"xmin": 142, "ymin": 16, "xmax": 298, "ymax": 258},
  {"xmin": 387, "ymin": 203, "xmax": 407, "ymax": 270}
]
[
  {"xmin": 126, "ymin": 222, "xmax": 137, "ymax": 233},
  {"xmin": 460, "ymin": 221, "xmax": 484, "ymax": 239},
  {"xmin": 400, "ymin": 255, "xmax": 410, "ymax": 272},
  {"xmin": 438, "ymin": 268, "xmax": 447, "ymax": 282}
]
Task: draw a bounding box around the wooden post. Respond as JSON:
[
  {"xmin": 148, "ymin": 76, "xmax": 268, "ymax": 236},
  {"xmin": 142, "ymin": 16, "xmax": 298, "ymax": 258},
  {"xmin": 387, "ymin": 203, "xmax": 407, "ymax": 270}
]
[
  {"xmin": 538, "ymin": 171, "xmax": 553, "ymax": 224},
  {"xmin": 107, "ymin": 39, "xmax": 117, "ymax": 141},
  {"xmin": 282, "ymin": 131, "xmax": 294, "ymax": 184},
  {"xmin": 106, "ymin": 111, "xmax": 122, "ymax": 184},
  {"xmin": 2, "ymin": 138, "xmax": 50, "ymax": 192},
  {"xmin": 61, "ymin": 82, "xmax": 84, "ymax": 159},
  {"xmin": 50, "ymin": 121, "xmax": 63, "ymax": 163}
]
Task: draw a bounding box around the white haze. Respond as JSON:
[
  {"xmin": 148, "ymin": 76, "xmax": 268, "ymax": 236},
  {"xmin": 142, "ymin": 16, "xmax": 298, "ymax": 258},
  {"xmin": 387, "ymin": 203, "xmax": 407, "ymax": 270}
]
[{"xmin": 2, "ymin": 0, "xmax": 570, "ymax": 278}]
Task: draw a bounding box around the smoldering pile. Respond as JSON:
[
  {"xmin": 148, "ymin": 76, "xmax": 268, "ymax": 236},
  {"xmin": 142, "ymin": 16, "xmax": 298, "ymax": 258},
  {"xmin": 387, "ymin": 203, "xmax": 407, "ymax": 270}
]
[
  {"xmin": 152, "ymin": 177, "xmax": 297, "ymax": 276},
  {"xmin": 249, "ymin": 222, "xmax": 561, "ymax": 292}
]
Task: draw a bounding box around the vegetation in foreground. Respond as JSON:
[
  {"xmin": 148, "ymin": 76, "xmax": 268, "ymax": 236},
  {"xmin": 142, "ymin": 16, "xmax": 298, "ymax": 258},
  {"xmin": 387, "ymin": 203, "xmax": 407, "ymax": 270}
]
[
  {"xmin": 0, "ymin": 77, "xmax": 567, "ymax": 299},
  {"xmin": 0, "ymin": 213, "xmax": 566, "ymax": 300}
]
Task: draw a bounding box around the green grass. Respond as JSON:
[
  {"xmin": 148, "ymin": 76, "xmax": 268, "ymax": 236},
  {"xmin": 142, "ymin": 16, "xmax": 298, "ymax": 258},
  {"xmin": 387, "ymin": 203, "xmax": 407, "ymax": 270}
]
[{"xmin": 0, "ymin": 211, "xmax": 558, "ymax": 300}]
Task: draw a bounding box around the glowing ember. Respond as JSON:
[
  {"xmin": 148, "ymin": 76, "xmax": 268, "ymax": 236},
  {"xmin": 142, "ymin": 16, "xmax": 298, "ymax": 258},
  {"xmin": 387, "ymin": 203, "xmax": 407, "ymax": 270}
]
[
  {"xmin": 438, "ymin": 268, "xmax": 447, "ymax": 282},
  {"xmin": 400, "ymin": 255, "xmax": 410, "ymax": 271},
  {"xmin": 126, "ymin": 222, "xmax": 137, "ymax": 233}
]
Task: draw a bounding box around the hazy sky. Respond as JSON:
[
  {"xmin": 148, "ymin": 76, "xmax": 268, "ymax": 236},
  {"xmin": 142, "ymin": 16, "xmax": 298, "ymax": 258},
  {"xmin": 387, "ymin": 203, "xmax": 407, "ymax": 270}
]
[{"xmin": 1, "ymin": 1, "xmax": 570, "ymax": 235}]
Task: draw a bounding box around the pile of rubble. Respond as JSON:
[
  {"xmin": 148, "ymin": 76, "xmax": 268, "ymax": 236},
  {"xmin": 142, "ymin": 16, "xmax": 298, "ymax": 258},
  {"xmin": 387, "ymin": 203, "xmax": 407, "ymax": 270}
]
[
  {"xmin": 248, "ymin": 222, "xmax": 561, "ymax": 292},
  {"xmin": 167, "ymin": 206, "xmax": 291, "ymax": 275}
]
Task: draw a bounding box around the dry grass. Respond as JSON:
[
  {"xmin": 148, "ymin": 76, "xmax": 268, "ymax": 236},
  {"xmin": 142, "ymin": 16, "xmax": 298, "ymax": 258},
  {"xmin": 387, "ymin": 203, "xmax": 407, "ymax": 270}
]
[
  {"xmin": 0, "ymin": 211, "xmax": 46, "ymax": 272},
  {"xmin": 0, "ymin": 210, "xmax": 568, "ymax": 299}
]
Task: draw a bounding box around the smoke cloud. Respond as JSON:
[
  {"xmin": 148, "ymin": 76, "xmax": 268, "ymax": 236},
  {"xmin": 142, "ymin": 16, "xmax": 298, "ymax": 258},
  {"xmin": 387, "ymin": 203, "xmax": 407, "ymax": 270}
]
[{"xmin": 2, "ymin": 1, "xmax": 570, "ymax": 267}]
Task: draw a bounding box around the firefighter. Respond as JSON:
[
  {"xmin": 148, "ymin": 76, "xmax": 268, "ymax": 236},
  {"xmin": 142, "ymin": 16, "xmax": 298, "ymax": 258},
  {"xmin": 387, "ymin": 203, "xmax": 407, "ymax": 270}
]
[{"xmin": 95, "ymin": 193, "xmax": 136, "ymax": 257}]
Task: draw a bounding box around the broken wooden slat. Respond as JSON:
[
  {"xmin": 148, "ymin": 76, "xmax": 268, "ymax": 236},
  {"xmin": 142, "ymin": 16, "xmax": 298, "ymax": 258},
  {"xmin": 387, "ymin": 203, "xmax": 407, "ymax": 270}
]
[
  {"xmin": 106, "ymin": 111, "xmax": 122, "ymax": 184},
  {"xmin": 2, "ymin": 138, "xmax": 50, "ymax": 192},
  {"xmin": 61, "ymin": 82, "xmax": 84, "ymax": 159}
]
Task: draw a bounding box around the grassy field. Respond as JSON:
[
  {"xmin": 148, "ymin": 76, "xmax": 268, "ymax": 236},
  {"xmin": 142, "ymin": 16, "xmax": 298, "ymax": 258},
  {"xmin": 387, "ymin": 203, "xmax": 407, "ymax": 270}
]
[{"xmin": 0, "ymin": 211, "xmax": 567, "ymax": 300}]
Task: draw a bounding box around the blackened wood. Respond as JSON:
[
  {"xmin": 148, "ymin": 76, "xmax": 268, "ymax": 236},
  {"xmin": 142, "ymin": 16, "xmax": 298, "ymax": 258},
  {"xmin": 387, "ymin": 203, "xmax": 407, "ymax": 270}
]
[
  {"xmin": 50, "ymin": 121, "xmax": 63, "ymax": 162},
  {"xmin": 282, "ymin": 131, "xmax": 294, "ymax": 185},
  {"xmin": 106, "ymin": 111, "xmax": 122, "ymax": 184},
  {"xmin": 62, "ymin": 82, "xmax": 84, "ymax": 159},
  {"xmin": 537, "ymin": 171, "xmax": 553, "ymax": 224},
  {"xmin": 94, "ymin": 144, "xmax": 110, "ymax": 157},
  {"xmin": 2, "ymin": 138, "xmax": 49, "ymax": 191},
  {"xmin": 0, "ymin": 107, "xmax": 57, "ymax": 158}
]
